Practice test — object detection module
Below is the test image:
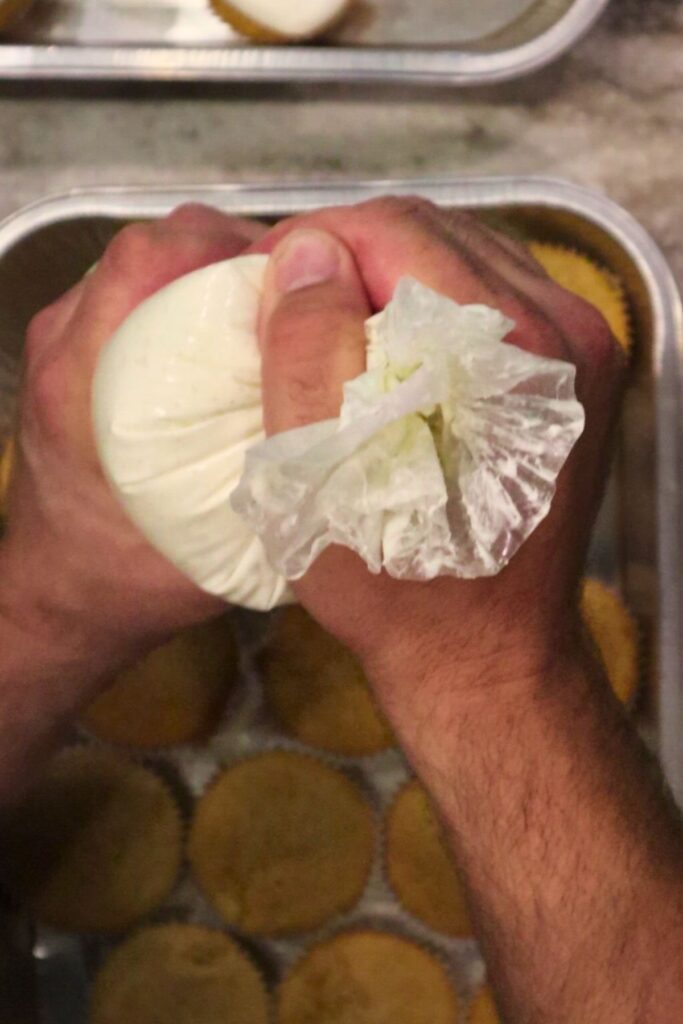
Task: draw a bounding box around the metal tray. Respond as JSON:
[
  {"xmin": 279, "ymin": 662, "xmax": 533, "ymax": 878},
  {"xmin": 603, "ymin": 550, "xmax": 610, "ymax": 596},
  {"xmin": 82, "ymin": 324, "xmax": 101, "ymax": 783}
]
[
  {"xmin": 0, "ymin": 175, "xmax": 680, "ymax": 1024},
  {"xmin": 0, "ymin": 0, "xmax": 609, "ymax": 84}
]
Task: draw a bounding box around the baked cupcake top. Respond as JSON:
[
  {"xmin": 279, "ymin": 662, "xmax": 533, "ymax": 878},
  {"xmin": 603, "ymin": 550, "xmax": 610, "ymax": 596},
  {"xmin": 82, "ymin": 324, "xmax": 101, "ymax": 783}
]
[
  {"xmin": 529, "ymin": 243, "xmax": 631, "ymax": 356},
  {"xmin": 469, "ymin": 986, "xmax": 500, "ymax": 1024},
  {"xmin": 581, "ymin": 578, "xmax": 640, "ymax": 706},
  {"xmin": 90, "ymin": 923, "xmax": 271, "ymax": 1024},
  {"xmin": 188, "ymin": 750, "xmax": 374, "ymax": 936},
  {"xmin": 0, "ymin": 747, "xmax": 182, "ymax": 932},
  {"xmin": 261, "ymin": 607, "xmax": 393, "ymax": 757},
  {"xmin": 385, "ymin": 779, "xmax": 472, "ymax": 938},
  {"xmin": 277, "ymin": 929, "xmax": 460, "ymax": 1024},
  {"xmin": 82, "ymin": 617, "xmax": 239, "ymax": 749}
]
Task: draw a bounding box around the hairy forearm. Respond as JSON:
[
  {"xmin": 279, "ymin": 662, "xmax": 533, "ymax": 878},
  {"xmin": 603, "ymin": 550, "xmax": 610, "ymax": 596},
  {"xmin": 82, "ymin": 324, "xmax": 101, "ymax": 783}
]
[
  {"xmin": 0, "ymin": 546, "xmax": 126, "ymax": 806},
  {"xmin": 370, "ymin": 635, "xmax": 683, "ymax": 1023}
]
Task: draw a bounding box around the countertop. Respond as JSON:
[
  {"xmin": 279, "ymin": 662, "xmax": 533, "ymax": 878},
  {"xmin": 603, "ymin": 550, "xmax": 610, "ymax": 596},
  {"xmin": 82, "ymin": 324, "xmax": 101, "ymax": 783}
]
[{"xmin": 0, "ymin": 0, "xmax": 681, "ymax": 284}]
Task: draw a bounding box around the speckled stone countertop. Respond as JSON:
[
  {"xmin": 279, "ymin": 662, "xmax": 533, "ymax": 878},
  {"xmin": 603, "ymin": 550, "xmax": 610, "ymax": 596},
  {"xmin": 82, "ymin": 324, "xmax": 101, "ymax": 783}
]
[{"xmin": 0, "ymin": 0, "xmax": 681, "ymax": 285}]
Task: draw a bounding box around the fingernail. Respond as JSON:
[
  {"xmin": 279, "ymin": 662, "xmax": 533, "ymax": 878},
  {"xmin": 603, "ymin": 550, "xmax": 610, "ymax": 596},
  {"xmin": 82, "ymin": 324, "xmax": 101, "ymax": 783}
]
[{"xmin": 272, "ymin": 229, "xmax": 342, "ymax": 294}]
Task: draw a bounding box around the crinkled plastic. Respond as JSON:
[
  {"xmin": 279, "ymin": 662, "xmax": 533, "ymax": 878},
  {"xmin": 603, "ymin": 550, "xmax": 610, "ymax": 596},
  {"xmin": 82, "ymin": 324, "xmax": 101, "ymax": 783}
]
[{"xmin": 231, "ymin": 277, "xmax": 585, "ymax": 582}]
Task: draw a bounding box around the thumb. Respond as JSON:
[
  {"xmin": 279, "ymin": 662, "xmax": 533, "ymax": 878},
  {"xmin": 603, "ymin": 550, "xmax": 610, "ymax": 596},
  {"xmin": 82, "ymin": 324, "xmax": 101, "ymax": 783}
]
[{"xmin": 259, "ymin": 228, "xmax": 371, "ymax": 436}]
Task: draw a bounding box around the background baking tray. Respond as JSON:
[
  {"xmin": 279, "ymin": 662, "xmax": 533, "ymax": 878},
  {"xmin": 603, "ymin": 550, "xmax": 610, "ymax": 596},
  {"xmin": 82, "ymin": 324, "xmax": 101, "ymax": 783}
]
[
  {"xmin": 0, "ymin": 175, "xmax": 680, "ymax": 1024},
  {"xmin": 0, "ymin": 0, "xmax": 610, "ymax": 83}
]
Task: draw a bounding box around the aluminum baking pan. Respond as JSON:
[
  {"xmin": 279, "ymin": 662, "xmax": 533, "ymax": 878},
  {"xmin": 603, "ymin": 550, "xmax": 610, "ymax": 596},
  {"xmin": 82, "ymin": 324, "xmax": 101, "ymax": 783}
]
[
  {"xmin": 0, "ymin": 174, "xmax": 679, "ymax": 804},
  {"xmin": 0, "ymin": 0, "xmax": 610, "ymax": 84}
]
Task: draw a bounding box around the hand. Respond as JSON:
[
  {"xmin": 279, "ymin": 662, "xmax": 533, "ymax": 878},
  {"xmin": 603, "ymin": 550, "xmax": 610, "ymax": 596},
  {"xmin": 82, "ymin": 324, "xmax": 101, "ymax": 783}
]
[
  {"xmin": 0, "ymin": 204, "xmax": 265, "ymax": 682},
  {"xmin": 254, "ymin": 197, "xmax": 625, "ymax": 718}
]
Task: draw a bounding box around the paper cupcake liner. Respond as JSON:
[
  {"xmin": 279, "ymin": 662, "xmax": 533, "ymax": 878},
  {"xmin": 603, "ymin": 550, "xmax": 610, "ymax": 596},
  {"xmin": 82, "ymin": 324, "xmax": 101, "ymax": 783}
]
[
  {"xmin": 526, "ymin": 240, "xmax": 633, "ymax": 359},
  {"xmin": 275, "ymin": 920, "xmax": 470, "ymax": 1020},
  {"xmin": 187, "ymin": 747, "xmax": 380, "ymax": 944},
  {"xmin": 250, "ymin": 611, "xmax": 400, "ymax": 766},
  {"xmin": 20, "ymin": 743, "xmax": 186, "ymax": 937},
  {"xmin": 379, "ymin": 778, "xmax": 480, "ymax": 950},
  {"xmin": 76, "ymin": 618, "xmax": 249, "ymax": 757},
  {"xmin": 87, "ymin": 918, "xmax": 276, "ymax": 1023}
]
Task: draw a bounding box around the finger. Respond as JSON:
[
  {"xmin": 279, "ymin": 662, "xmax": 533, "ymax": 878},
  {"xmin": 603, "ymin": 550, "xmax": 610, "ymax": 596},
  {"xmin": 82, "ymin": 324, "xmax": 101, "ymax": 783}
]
[
  {"xmin": 260, "ymin": 228, "xmax": 370, "ymax": 435},
  {"xmin": 160, "ymin": 202, "xmax": 268, "ymax": 244},
  {"xmin": 253, "ymin": 197, "xmax": 567, "ymax": 360},
  {"xmin": 66, "ymin": 213, "xmax": 258, "ymax": 372},
  {"xmin": 24, "ymin": 278, "xmax": 88, "ymax": 359}
]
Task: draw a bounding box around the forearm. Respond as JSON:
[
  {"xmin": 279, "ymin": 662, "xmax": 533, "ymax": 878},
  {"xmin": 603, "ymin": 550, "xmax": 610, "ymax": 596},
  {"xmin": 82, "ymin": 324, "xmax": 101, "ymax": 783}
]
[
  {"xmin": 0, "ymin": 545, "xmax": 126, "ymax": 807},
  {"xmin": 369, "ymin": 634, "xmax": 683, "ymax": 1023}
]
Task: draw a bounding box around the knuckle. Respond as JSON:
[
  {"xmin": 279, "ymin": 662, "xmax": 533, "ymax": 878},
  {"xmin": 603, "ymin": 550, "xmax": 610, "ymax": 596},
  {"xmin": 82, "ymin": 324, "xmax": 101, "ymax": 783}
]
[
  {"xmin": 25, "ymin": 306, "xmax": 57, "ymax": 360},
  {"xmin": 101, "ymin": 222, "xmax": 158, "ymax": 278},
  {"xmin": 363, "ymin": 194, "xmax": 435, "ymax": 225},
  {"xmin": 165, "ymin": 202, "xmax": 216, "ymax": 227},
  {"xmin": 502, "ymin": 296, "xmax": 566, "ymax": 359},
  {"xmin": 26, "ymin": 357, "xmax": 68, "ymax": 444}
]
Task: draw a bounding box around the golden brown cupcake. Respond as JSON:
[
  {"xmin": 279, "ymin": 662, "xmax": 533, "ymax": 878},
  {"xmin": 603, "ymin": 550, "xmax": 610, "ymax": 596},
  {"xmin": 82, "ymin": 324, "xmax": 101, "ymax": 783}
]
[
  {"xmin": 277, "ymin": 930, "xmax": 460, "ymax": 1024},
  {"xmin": 529, "ymin": 243, "xmax": 631, "ymax": 356},
  {"xmin": 188, "ymin": 750, "xmax": 374, "ymax": 936},
  {"xmin": 469, "ymin": 987, "xmax": 500, "ymax": 1024},
  {"xmin": 0, "ymin": 747, "xmax": 182, "ymax": 932},
  {"xmin": 385, "ymin": 779, "xmax": 472, "ymax": 938},
  {"xmin": 581, "ymin": 578, "xmax": 640, "ymax": 706},
  {"xmin": 81, "ymin": 618, "xmax": 238, "ymax": 749},
  {"xmin": 90, "ymin": 924, "xmax": 270, "ymax": 1024},
  {"xmin": 0, "ymin": 436, "xmax": 14, "ymax": 519},
  {"xmin": 261, "ymin": 607, "xmax": 393, "ymax": 757}
]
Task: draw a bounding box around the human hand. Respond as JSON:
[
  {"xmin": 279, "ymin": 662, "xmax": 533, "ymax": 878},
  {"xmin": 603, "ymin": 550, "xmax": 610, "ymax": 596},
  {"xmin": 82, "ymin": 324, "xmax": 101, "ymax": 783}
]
[
  {"xmin": 0, "ymin": 204, "xmax": 265, "ymax": 683},
  {"xmin": 254, "ymin": 197, "xmax": 625, "ymax": 718}
]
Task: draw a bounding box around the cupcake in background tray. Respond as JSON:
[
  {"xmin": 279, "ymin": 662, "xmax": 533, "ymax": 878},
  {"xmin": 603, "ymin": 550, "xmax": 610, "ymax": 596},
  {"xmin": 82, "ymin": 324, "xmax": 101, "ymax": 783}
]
[
  {"xmin": 276, "ymin": 930, "xmax": 461, "ymax": 1024},
  {"xmin": 188, "ymin": 750, "xmax": 375, "ymax": 936},
  {"xmin": 260, "ymin": 607, "xmax": 394, "ymax": 757},
  {"xmin": 0, "ymin": 747, "xmax": 182, "ymax": 933},
  {"xmin": 90, "ymin": 923, "xmax": 271, "ymax": 1024},
  {"xmin": 81, "ymin": 617, "xmax": 239, "ymax": 749},
  {"xmin": 209, "ymin": 0, "xmax": 353, "ymax": 42}
]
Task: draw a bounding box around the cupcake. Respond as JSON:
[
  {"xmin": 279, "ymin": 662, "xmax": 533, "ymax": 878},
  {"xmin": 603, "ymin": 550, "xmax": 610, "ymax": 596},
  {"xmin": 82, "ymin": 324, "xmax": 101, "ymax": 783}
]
[
  {"xmin": 580, "ymin": 578, "xmax": 640, "ymax": 706},
  {"xmin": 277, "ymin": 930, "xmax": 460, "ymax": 1024},
  {"xmin": 90, "ymin": 924, "xmax": 270, "ymax": 1024},
  {"xmin": 261, "ymin": 607, "xmax": 393, "ymax": 757},
  {"xmin": 469, "ymin": 986, "xmax": 500, "ymax": 1024},
  {"xmin": 0, "ymin": 747, "xmax": 182, "ymax": 932},
  {"xmin": 208, "ymin": 0, "xmax": 350, "ymax": 43},
  {"xmin": 529, "ymin": 243, "xmax": 631, "ymax": 356},
  {"xmin": 188, "ymin": 750, "xmax": 374, "ymax": 936},
  {"xmin": 385, "ymin": 779, "xmax": 473, "ymax": 938},
  {"xmin": 0, "ymin": 436, "xmax": 14, "ymax": 519},
  {"xmin": 82, "ymin": 617, "xmax": 239, "ymax": 749}
]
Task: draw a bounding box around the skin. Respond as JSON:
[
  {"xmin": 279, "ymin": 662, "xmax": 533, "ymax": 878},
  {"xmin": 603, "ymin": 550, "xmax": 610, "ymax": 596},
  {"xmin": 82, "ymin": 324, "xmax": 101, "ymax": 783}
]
[{"xmin": 1, "ymin": 199, "xmax": 681, "ymax": 1021}]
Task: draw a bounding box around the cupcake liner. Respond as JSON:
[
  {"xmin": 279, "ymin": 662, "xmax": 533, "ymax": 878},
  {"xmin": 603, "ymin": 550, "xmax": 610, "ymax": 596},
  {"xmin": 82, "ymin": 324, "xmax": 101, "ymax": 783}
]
[
  {"xmin": 187, "ymin": 748, "xmax": 379, "ymax": 943},
  {"xmin": 77, "ymin": 617, "xmax": 247, "ymax": 756},
  {"xmin": 250, "ymin": 609, "xmax": 398, "ymax": 765},
  {"xmin": 527, "ymin": 241, "xmax": 633, "ymax": 359},
  {"xmin": 10, "ymin": 743, "xmax": 186, "ymax": 936},
  {"xmin": 380, "ymin": 778, "xmax": 479, "ymax": 950},
  {"xmin": 88, "ymin": 919, "xmax": 276, "ymax": 1024},
  {"xmin": 275, "ymin": 923, "xmax": 468, "ymax": 1022}
]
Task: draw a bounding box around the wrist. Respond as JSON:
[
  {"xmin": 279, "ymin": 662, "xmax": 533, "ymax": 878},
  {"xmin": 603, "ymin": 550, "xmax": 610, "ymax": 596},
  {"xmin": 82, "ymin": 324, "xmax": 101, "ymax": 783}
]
[
  {"xmin": 361, "ymin": 606, "xmax": 587, "ymax": 723},
  {"xmin": 0, "ymin": 540, "xmax": 125, "ymax": 691}
]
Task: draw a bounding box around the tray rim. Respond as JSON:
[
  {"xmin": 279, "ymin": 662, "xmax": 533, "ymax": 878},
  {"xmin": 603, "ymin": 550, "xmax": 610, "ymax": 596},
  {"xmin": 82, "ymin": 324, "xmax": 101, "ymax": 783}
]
[
  {"xmin": 0, "ymin": 0, "xmax": 610, "ymax": 83},
  {"xmin": 0, "ymin": 173, "xmax": 680, "ymax": 805}
]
